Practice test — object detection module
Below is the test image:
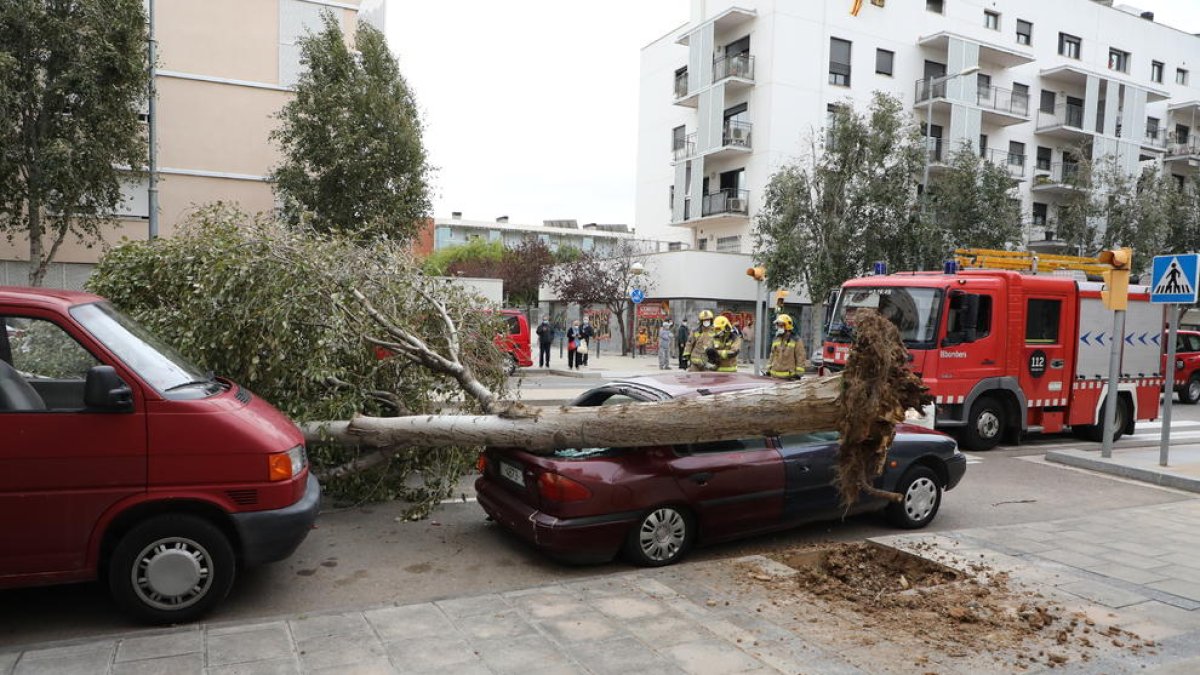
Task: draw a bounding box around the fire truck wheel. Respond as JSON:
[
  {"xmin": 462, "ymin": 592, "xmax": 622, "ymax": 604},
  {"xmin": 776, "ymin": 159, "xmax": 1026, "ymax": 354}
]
[
  {"xmin": 963, "ymin": 397, "xmax": 1004, "ymax": 451},
  {"xmin": 1181, "ymin": 374, "xmax": 1200, "ymax": 405},
  {"xmin": 1073, "ymin": 395, "xmax": 1131, "ymax": 442}
]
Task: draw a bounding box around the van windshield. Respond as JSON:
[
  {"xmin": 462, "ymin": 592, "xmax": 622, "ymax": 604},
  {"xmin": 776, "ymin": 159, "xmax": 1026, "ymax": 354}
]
[
  {"xmin": 827, "ymin": 286, "xmax": 943, "ymax": 348},
  {"xmin": 70, "ymin": 302, "xmax": 213, "ymax": 395}
]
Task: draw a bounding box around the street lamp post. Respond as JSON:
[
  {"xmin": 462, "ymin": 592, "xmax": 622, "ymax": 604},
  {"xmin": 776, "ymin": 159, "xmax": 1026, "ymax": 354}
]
[
  {"xmin": 920, "ymin": 65, "xmax": 981, "ymax": 210},
  {"xmin": 630, "ymin": 262, "xmax": 645, "ymax": 360}
]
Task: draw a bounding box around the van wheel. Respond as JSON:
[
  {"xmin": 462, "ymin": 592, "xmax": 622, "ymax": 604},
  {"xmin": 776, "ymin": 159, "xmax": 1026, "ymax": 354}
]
[
  {"xmin": 623, "ymin": 506, "xmax": 694, "ymax": 567},
  {"xmin": 885, "ymin": 466, "xmax": 942, "ymax": 529},
  {"xmin": 1181, "ymin": 374, "xmax": 1200, "ymax": 405},
  {"xmin": 1073, "ymin": 395, "xmax": 1131, "ymax": 443},
  {"xmin": 962, "ymin": 397, "xmax": 1004, "ymax": 451},
  {"xmin": 108, "ymin": 515, "xmax": 235, "ymax": 625},
  {"xmin": 505, "ymin": 354, "xmax": 519, "ymax": 375}
]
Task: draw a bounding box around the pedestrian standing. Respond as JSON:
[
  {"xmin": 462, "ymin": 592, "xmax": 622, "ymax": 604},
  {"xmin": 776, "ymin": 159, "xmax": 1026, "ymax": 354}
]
[
  {"xmin": 580, "ymin": 317, "xmax": 595, "ymax": 367},
  {"xmin": 741, "ymin": 319, "xmax": 754, "ymax": 364},
  {"xmin": 536, "ymin": 317, "xmax": 553, "ymax": 368},
  {"xmin": 566, "ymin": 320, "xmax": 582, "ymax": 370},
  {"xmin": 658, "ymin": 320, "xmax": 673, "ymax": 370},
  {"xmin": 676, "ymin": 319, "xmax": 690, "ymax": 369}
]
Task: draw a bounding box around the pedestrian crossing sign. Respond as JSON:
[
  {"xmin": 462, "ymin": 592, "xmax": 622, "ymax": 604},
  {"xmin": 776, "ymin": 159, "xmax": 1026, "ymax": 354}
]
[{"xmin": 1150, "ymin": 254, "xmax": 1200, "ymax": 304}]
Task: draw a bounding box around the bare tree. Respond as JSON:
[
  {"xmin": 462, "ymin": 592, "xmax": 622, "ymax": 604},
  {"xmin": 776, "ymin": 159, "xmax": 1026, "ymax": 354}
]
[{"xmin": 550, "ymin": 241, "xmax": 654, "ymax": 355}]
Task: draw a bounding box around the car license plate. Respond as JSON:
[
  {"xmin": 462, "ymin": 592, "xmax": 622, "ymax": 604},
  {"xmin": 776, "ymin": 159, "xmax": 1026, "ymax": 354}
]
[{"xmin": 499, "ymin": 460, "xmax": 524, "ymax": 486}]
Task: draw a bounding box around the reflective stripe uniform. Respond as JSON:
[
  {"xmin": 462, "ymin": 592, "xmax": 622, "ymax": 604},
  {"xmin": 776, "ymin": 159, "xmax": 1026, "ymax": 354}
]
[
  {"xmin": 683, "ymin": 328, "xmax": 715, "ymax": 372},
  {"xmin": 768, "ymin": 336, "xmax": 807, "ymax": 378},
  {"xmin": 712, "ymin": 333, "xmax": 742, "ymax": 372}
]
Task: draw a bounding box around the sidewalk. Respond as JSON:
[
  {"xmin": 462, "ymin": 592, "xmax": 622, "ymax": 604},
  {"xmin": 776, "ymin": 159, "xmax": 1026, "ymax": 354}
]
[
  {"xmin": 1046, "ymin": 442, "xmax": 1200, "ymax": 494},
  {"xmin": 538, "ymin": 354, "xmax": 755, "ymax": 380}
]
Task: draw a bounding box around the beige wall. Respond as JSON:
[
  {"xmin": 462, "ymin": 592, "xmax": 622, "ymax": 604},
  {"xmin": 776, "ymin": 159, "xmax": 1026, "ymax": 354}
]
[
  {"xmin": 158, "ymin": 0, "xmax": 280, "ymax": 84},
  {"xmin": 157, "ymin": 77, "xmax": 288, "ymax": 175}
]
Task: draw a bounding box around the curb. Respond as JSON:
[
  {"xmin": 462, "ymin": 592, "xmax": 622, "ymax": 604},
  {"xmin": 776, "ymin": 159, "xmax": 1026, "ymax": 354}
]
[{"xmin": 1044, "ymin": 449, "xmax": 1200, "ymax": 493}]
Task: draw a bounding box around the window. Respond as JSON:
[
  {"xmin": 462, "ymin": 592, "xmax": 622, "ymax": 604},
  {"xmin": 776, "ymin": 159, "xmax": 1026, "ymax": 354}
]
[
  {"xmin": 716, "ymin": 235, "xmax": 742, "ymax": 253},
  {"xmin": 1147, "ymin": 116, "xmax": 1160, "ymax": 140},
  {"xmin": 946, "ymin": 295, "xmax": 993, "ymax": 341},
  {"xmin": 1016, "ymin": 19, "xmax": 1032, "ymax": 46},
  {"xmin": 1036, "ymin": 146, "xmax": 1052, "ymax": 171},
  {"xmin": 1013, "ymin": 82, "xmax": 1030, "ymax": 108},
  {"xmin": 875, "ymin": 48, "xmax": 894, "ymax": 76},
  {"xmin": 1152, "ymin": 61, "xmax": 1164, "ymax": 84},
  {"xmin": 1040, "ymin": 90, "xmax": 1056, "ymax": 113},
  {"xmin": 688, "ymin": 439, "xmax": 751, "ymax": 455},
  {"xmin": 1058, "ymin": 33, "xmax": 1081, "ymax": 60},
  {"xmin": 1177, "ymin": 124, "xmax": 1191, "ymax": 145},
  {"xmin": 926, "ymin": 0, "xmax": 943, "ymax": 13},
  {"xmin": 984, "ymin": 10, "xmax": 999, "ymax": 30},
  {"xmin": 697, "ymin": 237, "xmax": 708, "ymax": 251},
  {"xmin": 829, "ymin": 38, "xmax": 852, "ymax": 86},
  {"xmin": 1032, "ymin": 202, "xmax": 1048, "ymax": 226},
  {"xmin": 0, "ymin": 317, "xmax": 100, "ymax": 412},
  {"xmin": 977, "ymin": 73, "xmax": 992, "ymax": 98},
  {"xmin": 1026, "ymin": 299, "xmax": 1061, "ymax": 344},
  {"xmin": 1178, "ymin": 68, "xmax": 1190, "ymax": 85},
  {"xmin": 979, "ymin": 134, "xmax": 988, "ymax": 158},
  {"xmin": 1108, "ymin": 48, "xmax": 1129, "ymax": 73},
  {"xmin": 671, "ymin": 125, "xmax": 686, "ymax": 152},
  {"xmin": 1008, "ymin": 141, "xmax": 1025, "ymax": 166}
]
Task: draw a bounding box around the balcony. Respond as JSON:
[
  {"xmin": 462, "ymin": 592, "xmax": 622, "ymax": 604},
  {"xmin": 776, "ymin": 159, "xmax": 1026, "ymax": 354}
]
[
  {"xmin": 976, "ymin": 85, "xmax": 1030, "ymax": 126},
  {"xmin": 1142, "ymin": 128, "xmax": 1168, "ymax": 153},
  {"xmin": 985, "ymin": 148, "xmax": 1026, "ymax": 181},
  {"xmin": 1165, "ymin": 136, "xmax": 1200, "ymax": 166},
  {"xmin": 672, "ymin": 132, "xmax": 696, "ymax": 162},
  {"xmin": 673, "ymin": 67, "xmax": 698, "ymax": 108},
  {"xmin": 914, "ymin": 78, "xmax": 949, "ymax": 106},
  {"xmin": 923, "ymin": 137, "xmax": 948, "ymax": 174},
  {"xmin": 1030, "ymin": 162, "xmax": 1083, "ymax": 195},
  {"xmin": 706, "ymin": 120, "xmax": 753, "ymax": 161},
  {"xmin": 917, "ymin": 32, "xmax": 1035, "ymax": 69},
  {"xmin": 1036, "ymin": 102, "xmax": 1091, "ymax": 142},
  {"xmin": 713, "ymin": 53, "xmax": 755, "ymax": 86},
  {"xmin": 700, "ymin": 188, "xmax": 750, "ymax": 226}
]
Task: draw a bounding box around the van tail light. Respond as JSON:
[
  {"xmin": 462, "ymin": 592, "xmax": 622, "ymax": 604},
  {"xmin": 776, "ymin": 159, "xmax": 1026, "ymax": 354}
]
[
  {"xmin": 537, "ymin": 472, "xmax": 592, "ymax": 502},
  {"xmin": 269, "ymin": 445, "xmax": 307, "ymax": 481},
  {"xmin": 476, "ymin": 453, "xmax": 488, "ymax": 474}
]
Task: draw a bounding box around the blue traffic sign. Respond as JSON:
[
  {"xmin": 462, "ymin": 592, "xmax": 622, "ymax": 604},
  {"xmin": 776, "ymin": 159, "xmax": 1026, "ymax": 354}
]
[
  {"xmin": 1150, "ymin": 254, "xmax": 1200, "ymax": 304},
  {"xmin": 630, "ymin": 288, "xmax": 645, "ymax": 304}
]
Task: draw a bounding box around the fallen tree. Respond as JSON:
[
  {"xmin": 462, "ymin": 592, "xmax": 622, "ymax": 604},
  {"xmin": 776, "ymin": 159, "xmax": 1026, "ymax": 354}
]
[{"xmin": 307, "ymin": 311, "xmax": 931, "ymax": 506}]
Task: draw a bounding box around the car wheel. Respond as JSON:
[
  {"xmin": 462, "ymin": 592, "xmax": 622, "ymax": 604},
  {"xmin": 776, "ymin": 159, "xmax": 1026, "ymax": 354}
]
[
  {"xmin": 505, "ymin": 354, "xmax": 518, "ymax": 375},
  {"xmin": 885, "ymin": 466, "xmax": 942, "ymax": 529},
  {"xmin": 623, "ymin": 506, "xmax": 694, "ymax": 567},
  {"xmin": 962, "ymin": 396, "xmax": 1004, "ymax": 451},
  {"xmin": 108, "ymin": 515, "xmax": 236, "ymax": 625},
  {"xmin": 1074, "ymin": 395, "xmax": 1131, "ymax": 443},
  {"xmin": 1181, "ymin": 374, "xmax": 1200, "ymax": 405}
]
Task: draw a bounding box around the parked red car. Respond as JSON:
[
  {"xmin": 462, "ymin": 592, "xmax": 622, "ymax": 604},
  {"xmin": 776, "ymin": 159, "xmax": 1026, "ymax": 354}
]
[
  {"xmin": 0, "ymin": 287, "xmax": 319, "ymax": 623},
  {"xmin": 494, "ymin": 309, "xmax": 532, "ymax": 374},
  {"xmin": 476, "ymin": 373, "xmax": 966, "ymax": 566},
  {"xmin": 1167, "ymin": 329, "xmax": 1200, "ymax": 404}
]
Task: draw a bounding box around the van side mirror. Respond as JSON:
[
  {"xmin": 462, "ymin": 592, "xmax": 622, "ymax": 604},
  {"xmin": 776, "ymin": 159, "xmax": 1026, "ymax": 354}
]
[{"xmin": 84, "ymin": 365, "xmax": 133, "ymax": 412}]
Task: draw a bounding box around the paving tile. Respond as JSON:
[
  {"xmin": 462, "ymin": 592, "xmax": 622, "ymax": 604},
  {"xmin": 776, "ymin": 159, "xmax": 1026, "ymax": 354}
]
[
  {"xmin": 590, "ymin": 595, "xmax": 670, "ymax": 621},
  {"xmin": 0, "ymin": 652, "xmax": 17, "ymax": 675},
  {"xmin": 624, "ymin": 614, "xmax": 715, "ymax": 648},
  {"xmin": 453, "ymin": 608, "xmax": 537, "ymax": 641},
  {"xmin": 385, "ymin": 633, "xmax": 481, "ymax": 672},
  {"xmin": 1089, "ymin": 562, "xmax": 1171, "ymax": 585},
  {"xmin": 1056, "ymin": 539, "xmax": 1110, "ymax": 556},
  {"xmin": 206, "ymin": 625, "xmax": 293, "ymax": 667},
  {"xmin": 1035, "ymin": 548, "xmax": 1105, "ymax": 570},
  {"xmin": 115, "ymin": 631, "xmax": 202, "ymax": 662},
  {"xmin": 508, "ymin": 593, "xmax": 592, "ymax": 621},
  {"xmin": 1057, "ymin": 579, "xmax": 1149, "ymax": 608},
  {"xmin": 307, "ymin": 658, "xmax": 395, "ymax": 675},
  {"xmin": 535, "ymin": 613, "xmax": 622, "ymax": 644},
  {"xmin": 208, "ymin": 621, "xmax": 288, "ymax": 637},
  {"xmin": 571, "ymin": 636, "xmax": 675, "ymax": 673},
  {"xmin": 363, "ymin": 603, "xmax": 455, "ymax": 642},
  {"xmin": 18, "ymin": 642, "xmax": 114, "ymax": 661},
  {"xmin": 1149, "ymin": 579, "xmax": 1200, "ymax": 602},
  {"xmin": 296, "ymin": 631, "xmax": 386, "ymax": 671},
  {"xmin": 1100, "ymin": 550, "xmax": 1176, "ymax": 571},
  {"xmin": 408, "ymin": 663, "xmax": 493, "ymax": 675},
  {"xmin": 205, "ymin": 657, "xmax": 301, "ymax": 675},
  {"xmin": 1146, "ymin": 656, "xmax": 1200, "ymax": 674},
  {"xmin": 1105, "ymin": 540, "xmax": 1175, "ymax": 558},
  {"xmin": 15, "ymin": 643, "xmax": 113, "ymax": 675},
  {"xmin": 632, "ymin": 577, "xmax": 679, "ymax": 599},
  {"xmin": 111, "ymin": 653, "xmax": 203, "ymax": 675},
  {"xmin": 287, "ymin": 612, "xmax": 371, "ymax": 642},
  {"xmin": 474, "ymin": 634, "xmax": 573, "ymax": 675},
  {"xmin": 435, "ymin": 593, "xmax": 511, "ymax": 619},
  {"xmin": 659, "ymin": 640, "xmax": 764, "ymax": 675}
]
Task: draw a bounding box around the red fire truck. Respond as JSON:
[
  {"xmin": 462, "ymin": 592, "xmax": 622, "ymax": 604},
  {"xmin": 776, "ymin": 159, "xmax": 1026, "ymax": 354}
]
[{"xmin": 822, "ymin": 261, "xmax": 1164, "ymax": 451}]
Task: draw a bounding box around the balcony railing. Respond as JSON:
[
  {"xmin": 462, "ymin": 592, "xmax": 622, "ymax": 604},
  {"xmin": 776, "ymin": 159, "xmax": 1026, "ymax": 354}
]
[
  {"xmin": 674, "ymin": 68, "xmax": 689, "ymax": 99},
  {"xmin": 1032, "ymin": 162, "xmax": 1082, "ymax": 186},
  {"xmin": 1167, "ymin": 135, "xmax": 1200, "ymax": 157},
  {"xmin": 1144, "ymin": 128, "xmax": 1168, "ymax": 149},
  {"xmin": 985, "ymin": 148, "xmax": 1026, "ymax": 178},
  {"xmin": 701, "ymin": 189, "xmax": 749, "ymax": 217},
  {"xmin": 1036, "ymin": 101, "xmax": 1086, "ymax": 132},
  {"xmin": 975, "ymin": 84, "xmax": 1029, "ymax": 117},
  {"xmin": 914, "ymin": 78, "xmax": 948, "ymax": 104},
  {"xmin": 672, "ymin": 132, "xmax": 696, "ymax": 161},
  {"xmin": 713, "ymin": 53, "xmax": 755, "ymax": 83},
  {"xmin": 722, "ymin": 120, "xmax": 752, "ymax": 149},
  {"xmin": 923, "ymin": 137, "xmax": 945, "ymax": 164}
]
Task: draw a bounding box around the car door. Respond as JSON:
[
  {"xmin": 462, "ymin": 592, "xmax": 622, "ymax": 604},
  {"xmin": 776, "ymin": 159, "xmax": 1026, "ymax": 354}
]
[
  {"xmin": 0, "ymin": 312, "xmax": 147, "ymax": 578},
  {"xmin": 667, "ymin": 437, "xmax": 784, "ymax": 541},
  {"xmin": 775, "ymin": 431, "xmax": 842, "ymax": 521}
]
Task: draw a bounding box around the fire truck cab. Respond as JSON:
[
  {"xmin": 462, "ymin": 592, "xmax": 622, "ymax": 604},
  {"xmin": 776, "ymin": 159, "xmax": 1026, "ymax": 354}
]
[{"xmin": 823, "ymin": 269, "xmax": 1163, "ymax": 451}]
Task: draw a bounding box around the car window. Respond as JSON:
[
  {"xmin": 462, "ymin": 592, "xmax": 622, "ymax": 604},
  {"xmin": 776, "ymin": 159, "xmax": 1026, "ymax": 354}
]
[
  {"xmin": 1187, "ymin": 334, "xmax": 1200, "ymax": 353},
  {"xmin": 688, "ymin": 438, "xmax": 752, "ymax": 454},
  {"xmin": 4, "ymin": 316, "xmax": 98, "ymax": 380},
  {"xmin": 573, "ymin": 390, "xmax": 651, "ymax": 407},
  {"xmin": 780, "ymin": 430, "xmax": 841, "ymax": 445},
  {"xmin": 506, "ymin": 315, "xmax": 521, "ymax": 335}
]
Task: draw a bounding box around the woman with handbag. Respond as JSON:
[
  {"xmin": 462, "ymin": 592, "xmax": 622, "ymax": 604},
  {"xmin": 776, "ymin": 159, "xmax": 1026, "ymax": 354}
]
[{"xmin": 566, "ymin": 320, "xmax": 582, "ymax": 370}]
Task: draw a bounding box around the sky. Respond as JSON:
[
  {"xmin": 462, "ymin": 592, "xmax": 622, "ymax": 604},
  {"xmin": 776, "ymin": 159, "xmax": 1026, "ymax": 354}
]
[{"xmin": 382, "ymin": 0, "xmax": 1200, "ymax": 229}]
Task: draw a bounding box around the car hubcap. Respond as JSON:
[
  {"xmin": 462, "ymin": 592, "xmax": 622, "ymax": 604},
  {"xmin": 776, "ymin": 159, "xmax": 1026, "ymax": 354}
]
[
  {"xmin": 639, "ymin": 508, "xmax": 686, "ymax": 562},
  {"xmin": 977, "ymin": 411, "xmax": 1000, "ymax": 439},
  {"xmin": 132, "ymin": 537, "xmax": 212, "ymax": 611},
  {"xmin": 904, "ymin": 477, "xmax": 938, "ymax": 522}
]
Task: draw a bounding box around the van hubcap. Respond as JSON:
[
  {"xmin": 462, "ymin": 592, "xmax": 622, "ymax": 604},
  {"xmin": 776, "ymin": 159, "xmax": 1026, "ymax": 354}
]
[
  {"xmin": 133, "ymin": 538, "xmax": 212, "ymax": 610},
  {"xmin": 1189, "ymin": 379, "xmax": 1199, "ymax": 402}
]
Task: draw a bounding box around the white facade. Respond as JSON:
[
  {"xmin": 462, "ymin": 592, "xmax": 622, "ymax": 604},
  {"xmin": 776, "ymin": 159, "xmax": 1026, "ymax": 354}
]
[
  {"xmin": 431, "ymin": 215, "xmax": 650, "ymax": 257},
  {"xmin": 636, "ymin": 0, "xmax": 1200, "ymax": 251}
]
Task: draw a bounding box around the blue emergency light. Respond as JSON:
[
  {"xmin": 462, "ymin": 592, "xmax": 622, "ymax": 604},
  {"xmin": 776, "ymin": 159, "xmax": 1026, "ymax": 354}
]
[
  {"xmin": 872, "ymin": 261, "xmax": 887, "ymax": 275},
  {"xmin": 944, "ymin": 259, "xmax": 959, "ymax": 274}
]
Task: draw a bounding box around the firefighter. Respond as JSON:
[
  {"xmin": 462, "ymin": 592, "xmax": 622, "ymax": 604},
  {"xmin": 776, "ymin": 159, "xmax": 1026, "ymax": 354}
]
[
  {"xmin": 706, "ymin": 315, "xmax": 742, "ymax": 373},
  {"xmin": 767, "ymin": 314, "xmax": 807, "ymax": 379},
  {"xmin": 683, "ymin": 309, "xmax": 716, "ymax": 371}
]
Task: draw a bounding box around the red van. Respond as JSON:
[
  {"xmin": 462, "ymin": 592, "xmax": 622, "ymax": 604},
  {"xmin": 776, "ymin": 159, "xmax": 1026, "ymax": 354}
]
[
  {"xmin": 1167, "ymin": 329, "xmax": 1200, "ymax": 404},
  {"xmin": 0, "ymin": 287, "xmax": 319, "ymax": 624},
  {"xmin": 495, "ymin": 309, "xmax": 532, "ymax": 373}
]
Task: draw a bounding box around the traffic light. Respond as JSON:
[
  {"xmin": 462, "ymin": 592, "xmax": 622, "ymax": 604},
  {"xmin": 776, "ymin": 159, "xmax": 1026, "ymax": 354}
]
[
  {"xmin": 1099, "ymin": 247, "xmax": 1132, "ymax": 310},
  {"xmin": 774, "ymin": 289, "xmax": 789, "ymax": 308},
  {"xmin": 746, "ymin": 266, "xmax": 766, "ymax": 282}
]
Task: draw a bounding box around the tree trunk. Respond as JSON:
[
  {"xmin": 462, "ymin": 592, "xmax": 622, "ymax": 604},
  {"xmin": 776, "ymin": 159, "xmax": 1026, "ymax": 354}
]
[
  {"xmin": 27, "ymin": 202, "xmax": 45, "ymax": 287},
  {"xmin": 614, "ymin": 302, "xmax": 628, "ymax": 356}
]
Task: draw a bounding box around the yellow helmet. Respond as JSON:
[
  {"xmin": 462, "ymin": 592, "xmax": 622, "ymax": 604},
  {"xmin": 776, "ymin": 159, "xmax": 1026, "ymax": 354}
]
[
  {"xmin": 697, "ymin": 309, "xmax": 714, "ymax": 321},
  {"xmin": 775, "ymin": 314, "xmax": 794, "ymax": 331},
  {"xmin": 713, "ymin": 315, "xmax": 732, "ymax": 334}
]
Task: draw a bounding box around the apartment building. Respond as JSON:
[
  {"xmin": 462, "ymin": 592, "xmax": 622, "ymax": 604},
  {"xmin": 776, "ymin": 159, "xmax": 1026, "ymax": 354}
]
[
  {"xmin": 0, "ymin": 0, "xmax": 369, "ymax": 288},
  {"xmin": 636, "ymin": 0, "xmax": 1200, "ymax": 254},
  {"xmin": 420, "ymin": 214, "xmax": 649, "ymax": 258}
]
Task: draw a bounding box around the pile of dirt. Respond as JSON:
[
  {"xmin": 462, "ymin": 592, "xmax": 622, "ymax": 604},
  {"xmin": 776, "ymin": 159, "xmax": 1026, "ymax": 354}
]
[{"xmin": 742, "ymin": 542, "xmax": 1156, "ymax": 670}]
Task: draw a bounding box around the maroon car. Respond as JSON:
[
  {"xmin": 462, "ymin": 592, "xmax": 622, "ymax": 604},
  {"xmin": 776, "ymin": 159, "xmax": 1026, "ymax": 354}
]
[{"xmin": 475, "ymin": 373, "xmax": 966, "ymax": 566}]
